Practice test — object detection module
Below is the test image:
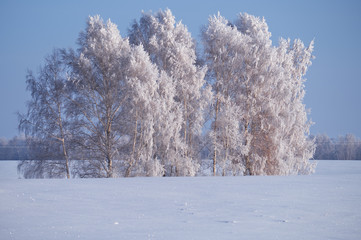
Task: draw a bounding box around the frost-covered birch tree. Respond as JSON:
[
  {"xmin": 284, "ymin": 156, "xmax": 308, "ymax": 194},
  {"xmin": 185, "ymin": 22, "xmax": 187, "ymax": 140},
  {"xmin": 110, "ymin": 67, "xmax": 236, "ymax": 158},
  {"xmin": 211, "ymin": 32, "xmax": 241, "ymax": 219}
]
[
  {"xmin": 202, "ymin": 14, "xmax": 248, "ymax": 175},
  {"xmin": 208, "ymin": 97, "xmax": 245, "ymax": 176},
  {"xmin": 128, "ymin": 9, "xmax": 211, "ymax": 176},
  {"xmin": 151, "ymin": 72, "xmax": 187, "ymax": 176},
  {"xmin": 66, "ymin": 16, "xmax": 166, "ymax": 177},
  {"xmin": 203, "ymin": 12, "xmax": 315, "ymax": 175},
  {"xmin": 230, "ymin": 13, "xmax": 287, "ymax": 175},
  {"xmin": 65, "ymin": 16, "xmax": 133, "ymax": 178},
  {"xmin": 274, "ymin": 38, "xmax": 316, "ymax": 174},
  {"xmin": 18, "ymin": 49, "xmax": 71, "ymax": 179},
  {"xmin": 122, "ymin": 45, "xmax": 164, "ymax": 177}
]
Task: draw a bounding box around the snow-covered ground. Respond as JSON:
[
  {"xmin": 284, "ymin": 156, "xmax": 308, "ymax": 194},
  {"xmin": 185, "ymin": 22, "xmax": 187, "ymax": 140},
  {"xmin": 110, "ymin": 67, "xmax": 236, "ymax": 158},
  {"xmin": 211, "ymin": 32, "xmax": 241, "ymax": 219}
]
[
  {"xmin": 0, "ymin": 160, "xmax": 360, "ymax": 240},
  {"xmin": 0, "ymin": 160, "xmax": 19, "ymax": 179}
]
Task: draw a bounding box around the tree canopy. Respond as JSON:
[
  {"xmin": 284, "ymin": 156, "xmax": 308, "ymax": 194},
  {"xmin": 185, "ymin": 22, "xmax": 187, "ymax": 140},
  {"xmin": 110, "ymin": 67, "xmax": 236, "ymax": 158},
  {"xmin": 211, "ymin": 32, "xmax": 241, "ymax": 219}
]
[{"xmin": 18, "ymin": 9, "xmax": 316, "ymax": 178}]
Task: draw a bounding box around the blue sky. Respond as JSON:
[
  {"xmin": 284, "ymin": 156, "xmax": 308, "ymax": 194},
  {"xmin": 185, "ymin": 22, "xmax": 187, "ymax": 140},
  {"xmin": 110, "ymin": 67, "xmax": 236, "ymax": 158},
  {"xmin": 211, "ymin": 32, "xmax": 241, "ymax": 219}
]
[{"xmin": 1, "ymin": 0, "xmax": 360, "ymax": 139}]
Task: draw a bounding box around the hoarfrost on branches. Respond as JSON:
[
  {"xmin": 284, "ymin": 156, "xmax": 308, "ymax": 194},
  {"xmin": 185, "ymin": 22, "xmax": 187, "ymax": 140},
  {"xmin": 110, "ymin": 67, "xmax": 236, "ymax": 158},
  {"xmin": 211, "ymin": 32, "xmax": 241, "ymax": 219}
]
[
  {"xmin": 203, "ymin": 12, "xmax": 315, "ymax": 175},
  {"xmin": 129, "ymin": 9, "xmax": 211, "ymax": 176},
  {"xmin": 18, "ymin": 9, "xmax": 316, "ymax": 178}
]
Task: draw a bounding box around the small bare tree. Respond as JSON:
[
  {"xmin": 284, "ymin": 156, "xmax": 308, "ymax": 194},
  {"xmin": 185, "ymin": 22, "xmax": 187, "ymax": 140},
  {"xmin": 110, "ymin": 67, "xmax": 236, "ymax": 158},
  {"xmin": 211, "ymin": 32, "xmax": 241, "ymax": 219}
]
[{"xmin": 18, "ymin": 49, "xmax": 71, "ymax": 179}]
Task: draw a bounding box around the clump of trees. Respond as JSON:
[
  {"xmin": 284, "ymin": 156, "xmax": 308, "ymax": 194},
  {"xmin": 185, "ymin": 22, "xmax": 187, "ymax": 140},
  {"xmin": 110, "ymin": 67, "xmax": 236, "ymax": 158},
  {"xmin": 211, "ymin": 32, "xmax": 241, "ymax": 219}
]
[
  {"xmin": 312, "ymin": 134, "xmax": 361, "ymax": 160},
  {"xmin": 18, "ymin": 9, "xmax": 316, "ymax": 178},
  {"xmin": 202, "ymin": 13, "xmax": 315, "ymax": 175}
]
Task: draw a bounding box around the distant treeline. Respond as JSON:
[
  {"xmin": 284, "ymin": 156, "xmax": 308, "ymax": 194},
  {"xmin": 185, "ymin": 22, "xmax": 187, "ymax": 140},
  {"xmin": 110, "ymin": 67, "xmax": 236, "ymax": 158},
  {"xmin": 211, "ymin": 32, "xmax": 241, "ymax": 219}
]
[
  {"xmin": 2, "ymin": 133, "xmax": 361, "ymax": 161},
  {"xmin": 0, "ymin": 136, "xmax": 28, "ymax": 160},
  {"xmin": 311, "ymin": 134, "xmax": 361, "ymax": 160}
]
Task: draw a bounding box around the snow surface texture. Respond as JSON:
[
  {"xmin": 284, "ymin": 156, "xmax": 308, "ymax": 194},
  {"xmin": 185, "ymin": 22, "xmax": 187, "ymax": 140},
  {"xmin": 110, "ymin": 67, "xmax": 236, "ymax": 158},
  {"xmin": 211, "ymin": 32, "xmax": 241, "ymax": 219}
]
[{"xmin": 0, "ymin": 161, "xmax": 360, "ymax": 240}]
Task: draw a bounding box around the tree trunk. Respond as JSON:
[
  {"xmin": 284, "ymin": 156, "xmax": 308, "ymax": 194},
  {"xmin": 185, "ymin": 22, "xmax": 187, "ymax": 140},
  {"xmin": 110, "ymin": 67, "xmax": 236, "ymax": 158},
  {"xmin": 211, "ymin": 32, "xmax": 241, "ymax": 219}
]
[
  {"xmin": 106, "ymin": 127, "xmax": 113, "ymax": 178},
  {"xmin": 183, "ymin": 98, "xmax": 188, "ymax": 158},
  {"xmin": 125, "ymin": 110, "xmax": 138, "ymax": 177},
  {"xmin": 61, "ymin": 139, "xmax": 70, "ymax": 179},
  {"xmin": 224, "ymin": 124, "xmax": 229, "ymax": 177},
  {"xmin": 213, "ymin": 96, "xmax": 220, "ymax": 176},
  {"xmin": 57, "ymin": 104, "xmax": 70, "ymax": 179},
  {"xmin": 244, "ymin": 121, "xmax": 252, "ymax": 176},
  {"xmin": 107, "ymin": 156, "xmax": 113, "ymax": 178},
  {"xmin": 105, "ymin": 98, "xmax": 113, "ymax": 178}
]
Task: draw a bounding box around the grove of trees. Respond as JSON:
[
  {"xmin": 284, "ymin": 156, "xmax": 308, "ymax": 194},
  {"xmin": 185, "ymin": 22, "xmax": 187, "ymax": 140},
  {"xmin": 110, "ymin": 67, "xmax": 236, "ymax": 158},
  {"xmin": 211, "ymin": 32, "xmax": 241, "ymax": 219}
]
[
  {"xmin": 312, "ymin": 134, "xmax": 361, "ymax": 160},
  {"xmin": 18, "ymin": 9, "xmax": 316, "ymax": 178}
]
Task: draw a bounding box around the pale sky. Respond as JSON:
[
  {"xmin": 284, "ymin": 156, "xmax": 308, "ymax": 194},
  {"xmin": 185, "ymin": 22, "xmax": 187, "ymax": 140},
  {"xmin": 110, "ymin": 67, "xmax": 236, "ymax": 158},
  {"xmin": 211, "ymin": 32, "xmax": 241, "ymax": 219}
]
[{"xmin": 1, "ymin": 0, "xmax": 360, "ymax": 139}]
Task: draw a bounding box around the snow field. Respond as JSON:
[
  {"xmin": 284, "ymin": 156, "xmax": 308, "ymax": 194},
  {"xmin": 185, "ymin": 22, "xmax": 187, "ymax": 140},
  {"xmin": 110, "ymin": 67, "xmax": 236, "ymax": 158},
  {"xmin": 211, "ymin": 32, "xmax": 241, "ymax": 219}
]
[{"xmin": 0, "ymin": 161, "xmax": 361, "ymax": 240}]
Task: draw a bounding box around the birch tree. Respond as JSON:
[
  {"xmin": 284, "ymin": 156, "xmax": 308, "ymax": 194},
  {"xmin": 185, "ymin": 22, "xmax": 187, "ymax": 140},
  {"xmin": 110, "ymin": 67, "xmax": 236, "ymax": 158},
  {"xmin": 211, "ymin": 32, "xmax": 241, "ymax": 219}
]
[
  {"xmin": 274, "ymin": 38, "xmax": 316, "ymax": 174},
  {"xmin": 18, "ymin": 49, "xmax": 71, "ymax": 179},
  {"xmin": 128, "ymin": 9, "xmax": 211, "ymax": 176},
  {"xmin": 234, "ymin": 13, "xmax": 315, "ymax": 175},
  {"xmin": 203, "ymin": 12, "xmax": 315, "ymax": 175},
  {"xmin": 66, "ymin": 15, "xmax": 165, "ymax": 177},
  {"xmin": 208, "ymin": 97, "xmax": 246, "ymax": 176},
  {"xmin": 65, "ymin": 16, "xmax": 131, "ymax": 178},
  {"xmin": 122, "ymin": 45, "xmax": 164, "ymax": 177},
  {"xmin": 202, "ymin": 13, "xmax": 248, "ymax": 175}
]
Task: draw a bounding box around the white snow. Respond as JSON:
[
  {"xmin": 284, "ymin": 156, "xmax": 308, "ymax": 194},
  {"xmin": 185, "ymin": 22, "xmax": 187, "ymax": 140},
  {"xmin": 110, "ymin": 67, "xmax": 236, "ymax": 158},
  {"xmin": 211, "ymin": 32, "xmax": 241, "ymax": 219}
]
[
  {"xmin": 1, "ymin": 160, "xmax": 361, "ymax": 239},
  {"xmin": 0, "ymin": 161, "xmax": 19, "ymax": 179}
]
